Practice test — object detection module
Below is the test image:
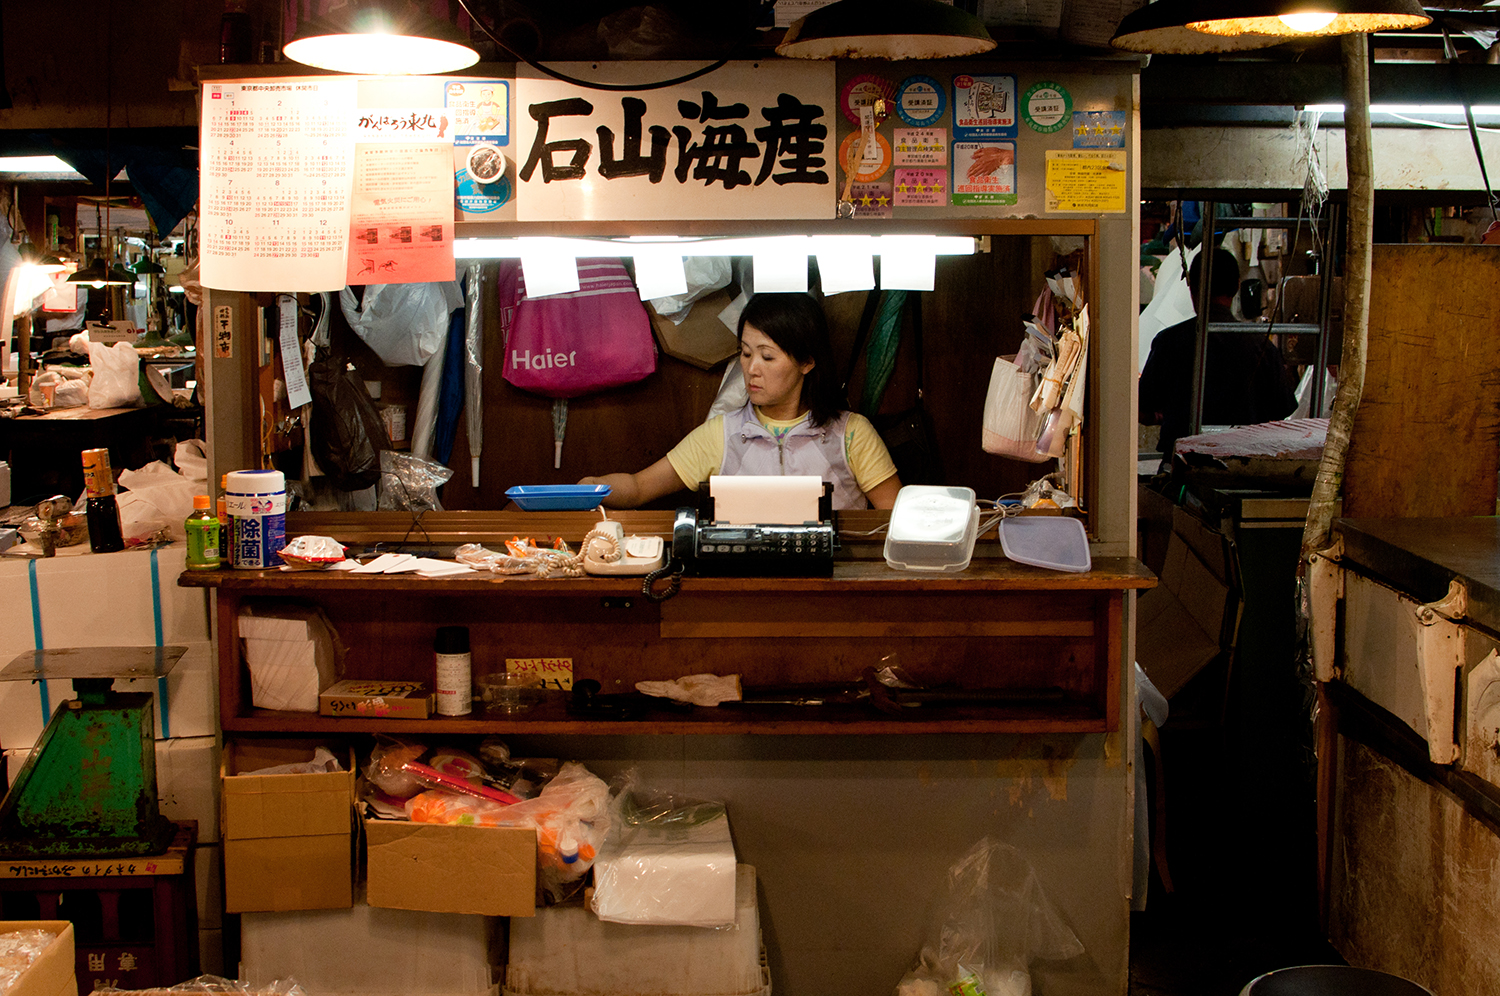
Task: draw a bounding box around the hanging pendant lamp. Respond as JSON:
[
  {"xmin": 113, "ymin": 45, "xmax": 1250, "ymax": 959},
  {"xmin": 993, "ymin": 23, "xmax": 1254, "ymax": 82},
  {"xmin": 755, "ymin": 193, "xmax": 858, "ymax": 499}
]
[
  {"xmin": 284, "ymin": 0, "xmax": 480, "ymax": 75},
  {"xmin": 1111, "ymin": 0, "xmax": 1430, "ymax": 53},
  {"xmin": 68, "ymin": 256, "xmax": 136, "ymax": 288},
  {"xmin": 777, "ymin": 0, "xmax": 996, "ymax": 60},
  {"xmin": 1188, "ymin": 1, "xmax": 1430, "ymax": 40}
]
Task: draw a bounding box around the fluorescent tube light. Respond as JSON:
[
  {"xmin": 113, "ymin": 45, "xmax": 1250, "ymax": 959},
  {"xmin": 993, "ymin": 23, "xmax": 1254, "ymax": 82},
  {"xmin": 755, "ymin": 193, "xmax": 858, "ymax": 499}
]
[{"xmin": 453, "ymin": 235, "xmax": 978, "ymax": 260}]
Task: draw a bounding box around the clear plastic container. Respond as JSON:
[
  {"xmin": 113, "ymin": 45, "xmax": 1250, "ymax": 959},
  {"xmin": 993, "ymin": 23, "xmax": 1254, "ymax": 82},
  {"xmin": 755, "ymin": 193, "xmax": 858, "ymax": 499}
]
[
  {"xmin": 883, "ymin": 485, "xmax": 979, "ymax": 573},
  {"xmin": 998, "ymin": 516, "xmax": 1092, "ymax": 573}
]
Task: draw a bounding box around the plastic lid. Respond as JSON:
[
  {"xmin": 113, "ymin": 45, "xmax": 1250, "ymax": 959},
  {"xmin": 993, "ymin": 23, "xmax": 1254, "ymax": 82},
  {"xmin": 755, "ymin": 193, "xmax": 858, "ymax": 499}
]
[
  {"xmin": 226, "ymin": 469, "xmax": 286, "ymax": 494},
  {"xmin": 193, "ymin": 494, "xmax": 211, "ymax": 510},
  {"xmin": 435, "ymin": 625, "xmax": 470, "ymax": 654},
  {"xmin": 998, "ymin": 516, "xmax": 1091, "ymax": 573}
]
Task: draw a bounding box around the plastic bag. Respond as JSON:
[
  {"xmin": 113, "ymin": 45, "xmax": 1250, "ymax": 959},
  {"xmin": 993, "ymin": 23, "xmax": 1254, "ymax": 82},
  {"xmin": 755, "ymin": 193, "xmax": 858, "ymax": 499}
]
[
  {"xmin": 377, "ymin": 450, "xmax": 451, "ymax": 512},
  {"xmin": 895, "ymin": 837, "xmax": 1083, "ymax": 996},
  {"xmin": 981, "ymin": 356, "xmax": 1048, "ymax": 463},
  {"xmin": 339, "ymin": 282, "xmax": 453, "ymax": 367},
  {"xmin": 87, "ymin": 341, "xmax": 141, "ymax": 408},
  {"xmin": 307, "ymin": 355, "xmax": 390, "ymax": 492}
]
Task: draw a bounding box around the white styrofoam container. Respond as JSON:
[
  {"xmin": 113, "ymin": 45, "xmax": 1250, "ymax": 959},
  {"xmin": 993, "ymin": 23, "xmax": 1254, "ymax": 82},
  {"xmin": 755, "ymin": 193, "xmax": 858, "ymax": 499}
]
[
  {"xmin": 505, "ymin": 864, "xmax": 765, "ymax": 996},
  {"xmin": 592, "ymin": 809, "xmax": 737, "ymax": 927},
  {"xmin": 240, "ymin": 895, "xmax": 497, "ymax": 996},
  {"xmin": 0, "ymin": 545, "xmax": 213, "ymax": 748}
]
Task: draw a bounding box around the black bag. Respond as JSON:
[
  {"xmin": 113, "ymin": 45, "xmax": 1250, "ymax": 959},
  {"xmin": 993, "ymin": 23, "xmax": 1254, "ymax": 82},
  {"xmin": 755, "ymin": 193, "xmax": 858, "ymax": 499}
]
[
  {"xmin": 307, "ymin": 353, "xmax": 391, "ymax": 492},
  {"xmin": 845, "ymin": 291, "xmax": 944, "ymax": 487}
]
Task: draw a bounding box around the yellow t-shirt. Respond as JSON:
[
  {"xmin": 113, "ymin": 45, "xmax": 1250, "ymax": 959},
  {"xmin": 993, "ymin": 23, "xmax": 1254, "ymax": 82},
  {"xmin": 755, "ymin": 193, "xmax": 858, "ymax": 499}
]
[{"xmin": 666, "ymin": 409, "xmax": 898, "ymax": 500}]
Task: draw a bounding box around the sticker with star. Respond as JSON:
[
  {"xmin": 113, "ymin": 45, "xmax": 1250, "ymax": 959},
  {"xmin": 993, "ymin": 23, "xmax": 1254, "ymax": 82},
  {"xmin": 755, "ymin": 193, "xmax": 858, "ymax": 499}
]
[
  {"xmin": 1072, "ymin": 110, "xmax": 1126, "ymax": 148},
  {"xmin": 893, "ymin": 128, "xmax": 948, "ymax": 167},
  {"xmin": 893, "ymin": 168, "xmax": 947, "ymax": 207},
  {"xmin": 849, "ymin": 181, "xmax": 893, "ymax": 219}
]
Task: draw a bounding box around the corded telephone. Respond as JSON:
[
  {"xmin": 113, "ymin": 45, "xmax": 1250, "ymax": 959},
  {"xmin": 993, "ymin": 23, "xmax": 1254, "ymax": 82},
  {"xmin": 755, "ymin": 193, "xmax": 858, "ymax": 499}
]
[{"xmin": 580, "ymin": 518, "xmax": 665, "ymax": 576}]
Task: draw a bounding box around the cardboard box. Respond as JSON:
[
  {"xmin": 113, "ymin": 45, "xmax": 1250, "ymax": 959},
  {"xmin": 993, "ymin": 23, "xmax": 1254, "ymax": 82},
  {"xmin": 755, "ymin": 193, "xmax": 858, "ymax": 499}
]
[
  {"xmin": 320, "ymin": 680, "xmax": 434, "ymax": 719},
  {"xmin": 365, "ymin": 819, "xmax": 536, "ymax": 917},
  {"xmin": 1136, "ymin": 507, "xmax": 1240, "ymax": 700},
  {"xmin": 0, "ymin": 922, "xmax": 76, "ymax": 996},
  {"xmin": 222, "ymin": 742, "xmax": 355, "ymax": 913}
]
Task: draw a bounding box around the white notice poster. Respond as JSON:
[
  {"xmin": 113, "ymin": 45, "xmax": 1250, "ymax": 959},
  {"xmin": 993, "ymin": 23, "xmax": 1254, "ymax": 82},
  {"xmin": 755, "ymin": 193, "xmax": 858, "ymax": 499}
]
[
  {"xmin": 516, "ymin": 62, "xmax": 835, "ymax": 222},
  {"xmin": 200, "ymin": 80, "xmax": 358, "ymax": 292}
]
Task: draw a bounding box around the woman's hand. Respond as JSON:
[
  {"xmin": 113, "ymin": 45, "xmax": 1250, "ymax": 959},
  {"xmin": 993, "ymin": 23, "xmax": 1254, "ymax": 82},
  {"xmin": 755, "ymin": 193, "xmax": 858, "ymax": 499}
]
[{"xmin": 577, "ymin": 459, "xmax": 687, "ymax": 509}]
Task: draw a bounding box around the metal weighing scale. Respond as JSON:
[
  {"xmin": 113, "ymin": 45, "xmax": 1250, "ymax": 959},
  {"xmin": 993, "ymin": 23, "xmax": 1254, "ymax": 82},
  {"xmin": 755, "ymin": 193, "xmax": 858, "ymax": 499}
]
[{"xmin": 0, "ymin": 646, "xmax": 186, "ymax": 858}]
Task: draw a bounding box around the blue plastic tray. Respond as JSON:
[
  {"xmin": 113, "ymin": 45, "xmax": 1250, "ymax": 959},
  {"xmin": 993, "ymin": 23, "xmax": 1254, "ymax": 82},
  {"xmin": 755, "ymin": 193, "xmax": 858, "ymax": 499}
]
[{"xmin": 505, "ymin": 485, "xmax": 612, "ymax": 511}]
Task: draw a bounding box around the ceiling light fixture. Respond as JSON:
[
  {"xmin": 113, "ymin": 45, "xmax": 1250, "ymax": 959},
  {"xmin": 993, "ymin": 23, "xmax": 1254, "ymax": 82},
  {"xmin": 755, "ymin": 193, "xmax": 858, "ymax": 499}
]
[
  {"xmin": 1111, "ymin": 0, "xmax": 1430, "ymax": 53},
  {"xmin": 283, "ymin": 0, "xmax": 480, "ymax": 75},
  {"xmin": 1111, "ymin": 0, "xmax": 1286, "ymax": 53},
  {"xmin": 777, "ymin": 0, "xmax": 996, "ymax": 60},
  {"xmin": 1187, "ymin": 1, "xmax": 1430, "ymax": 39}
]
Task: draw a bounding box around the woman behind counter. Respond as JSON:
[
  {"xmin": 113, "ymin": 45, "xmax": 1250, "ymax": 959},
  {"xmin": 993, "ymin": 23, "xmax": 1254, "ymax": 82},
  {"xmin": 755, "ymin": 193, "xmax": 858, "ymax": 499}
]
[{"xmin": 580, "ymin": 292, "xmax": 903, "ymax": 510}]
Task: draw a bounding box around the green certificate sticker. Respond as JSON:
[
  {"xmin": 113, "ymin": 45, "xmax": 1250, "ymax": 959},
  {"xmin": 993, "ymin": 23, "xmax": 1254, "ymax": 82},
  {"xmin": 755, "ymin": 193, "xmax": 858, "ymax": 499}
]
[{"xmin": 1022, "ymin": 81, "xmax": 1072, "ymax": 134}]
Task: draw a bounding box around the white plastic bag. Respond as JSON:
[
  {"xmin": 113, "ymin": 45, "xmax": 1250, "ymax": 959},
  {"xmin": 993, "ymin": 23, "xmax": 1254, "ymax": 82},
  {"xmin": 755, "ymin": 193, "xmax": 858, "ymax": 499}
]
[
  {"xmin": 87, "ymin": 341, "xmax": 141, "ymax": 408},
  {"xmin": 896, "ymin": 837, "xmax": 1084, "ymax": 996},
  {"xmin": 339, "ymin": 282, "xmax": 453, "ymax": 367},
  {"xmin": 981, "ymin": 356, "xmax": 1047, "ymax": 463}
]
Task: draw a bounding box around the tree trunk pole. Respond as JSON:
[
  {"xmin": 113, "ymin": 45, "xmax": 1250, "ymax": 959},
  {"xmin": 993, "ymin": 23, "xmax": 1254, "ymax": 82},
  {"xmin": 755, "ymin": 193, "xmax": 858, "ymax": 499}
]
[{"xmin": 1302, "ymin": 33, "xmax": 1373, "ymax": 563}]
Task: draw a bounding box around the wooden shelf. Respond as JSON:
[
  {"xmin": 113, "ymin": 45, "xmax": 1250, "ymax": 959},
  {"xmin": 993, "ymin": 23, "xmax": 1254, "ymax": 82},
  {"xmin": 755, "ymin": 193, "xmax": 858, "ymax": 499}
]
[{"xmin": 190, "ymin": 553, "xmax": 1150, "ymax": 738}]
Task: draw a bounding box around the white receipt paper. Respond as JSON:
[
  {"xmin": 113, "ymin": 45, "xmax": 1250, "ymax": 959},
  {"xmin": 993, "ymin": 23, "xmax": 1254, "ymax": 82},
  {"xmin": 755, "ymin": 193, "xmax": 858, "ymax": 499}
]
[{"xmin": 710, "ymin": 475, "xmax": 822, "ymax": 525}]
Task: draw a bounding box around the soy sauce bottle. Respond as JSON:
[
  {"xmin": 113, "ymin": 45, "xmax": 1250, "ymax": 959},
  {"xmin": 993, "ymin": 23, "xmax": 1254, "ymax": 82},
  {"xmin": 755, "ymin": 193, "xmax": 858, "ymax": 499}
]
[{"xmin": 81, "ymin": 448, "xmax": 125, "ymax": 553}]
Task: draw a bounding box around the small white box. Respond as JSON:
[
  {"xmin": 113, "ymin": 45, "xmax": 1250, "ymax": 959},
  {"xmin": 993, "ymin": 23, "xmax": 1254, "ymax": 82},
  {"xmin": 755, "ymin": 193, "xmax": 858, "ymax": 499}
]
[
  {"xmin": 508, "ymin": 865, "xmax": 765, "ymax": 996},
  {"xmin": 591, "ymin": 809, "xmax": 737, "ymax": 927}
]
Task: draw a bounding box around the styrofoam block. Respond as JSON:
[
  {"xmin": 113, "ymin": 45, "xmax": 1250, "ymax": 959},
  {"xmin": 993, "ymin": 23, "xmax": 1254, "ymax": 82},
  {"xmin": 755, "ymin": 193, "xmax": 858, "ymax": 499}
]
[
  {"xmin": 157, "ymin": 737, "xmax": 221, "ymax": 844},
  {"xmin": 196, "ymin": 844, "xmax": 224, "ymax": 931},
  {"xmin": 0, "ymin": 545, "xmax": 213, "ymax": 749},
  {"xmin": 113, "ymin": 642, "xmax": 218, "ymax": 740},
  {"xmin": 199, "ymin": 929, "xmax": 224, "ymax": 978},
  {"xmin": 591, "ymin": 810, "xmax": 737, "ymax": 927},
  {"xmin": 240, "ymin": 896, "xmax": 497, "ymax": 996},
  {"xmin": 507, "ymin": 865, "xmax": 762, "ymax": 996}
]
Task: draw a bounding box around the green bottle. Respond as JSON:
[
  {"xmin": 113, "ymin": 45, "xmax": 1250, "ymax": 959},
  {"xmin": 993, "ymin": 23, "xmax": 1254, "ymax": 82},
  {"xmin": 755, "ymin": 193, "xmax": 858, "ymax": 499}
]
[{"xmin": 185, "ymin": 494, "xmax": 221, "ymax": 570}]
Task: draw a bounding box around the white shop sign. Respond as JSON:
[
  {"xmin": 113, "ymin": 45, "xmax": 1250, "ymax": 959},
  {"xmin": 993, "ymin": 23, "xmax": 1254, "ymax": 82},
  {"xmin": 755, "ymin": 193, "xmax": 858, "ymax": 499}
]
[{"xmin": 516, "ymin": 61, "xmax": 836, "ymax": 221}]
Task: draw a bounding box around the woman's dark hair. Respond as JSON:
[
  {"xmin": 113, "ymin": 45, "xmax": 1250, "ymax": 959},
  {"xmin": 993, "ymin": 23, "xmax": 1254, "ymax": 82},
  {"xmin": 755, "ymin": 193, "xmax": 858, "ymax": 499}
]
[{"xmin": 737, "ymin": 293, "xmax": 841, "ymax": 427}]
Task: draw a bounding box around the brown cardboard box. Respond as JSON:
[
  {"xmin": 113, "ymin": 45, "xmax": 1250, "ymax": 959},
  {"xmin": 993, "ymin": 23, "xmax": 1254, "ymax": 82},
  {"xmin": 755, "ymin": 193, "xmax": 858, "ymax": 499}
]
[
  {"xmin": 365, "ymin": 819, "xmax": 536, "ymax": 917},
  {"xmin": 222, "ymin": 742, "xmax": 355, "ymax": 913},
  {"xmin": 0, "ymin": 921, "xmax": 75, "ymax": 996},
  {"xmin": 647, "ymin": 289, "xmax": 739, "ymax": 369},
  {"xmin": 1136, "ymin": 507, "xmax": 1240, "ymax": 700}
]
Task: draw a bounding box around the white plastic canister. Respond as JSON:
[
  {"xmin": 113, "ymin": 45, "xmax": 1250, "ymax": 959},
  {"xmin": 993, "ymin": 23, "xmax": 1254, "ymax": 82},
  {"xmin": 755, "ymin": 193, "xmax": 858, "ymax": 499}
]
[{"xmin": 225, "ymin": 469, "xmax": 287, "ymax": 569}]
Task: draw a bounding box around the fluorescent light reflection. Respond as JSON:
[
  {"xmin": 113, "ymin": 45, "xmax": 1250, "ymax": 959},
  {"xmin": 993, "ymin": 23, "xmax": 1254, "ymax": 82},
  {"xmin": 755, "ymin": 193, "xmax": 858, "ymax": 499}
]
[{"xmin": 1305, "ymin": 104, "xmax": 1500, "ymax": 116}]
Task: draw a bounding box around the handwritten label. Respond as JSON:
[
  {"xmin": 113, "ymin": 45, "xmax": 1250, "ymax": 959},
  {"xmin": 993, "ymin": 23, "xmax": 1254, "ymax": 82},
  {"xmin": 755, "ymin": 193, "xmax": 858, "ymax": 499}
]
[{"xmin": 506, "ymin": 657, "xmax": 573, "ymax": 691}]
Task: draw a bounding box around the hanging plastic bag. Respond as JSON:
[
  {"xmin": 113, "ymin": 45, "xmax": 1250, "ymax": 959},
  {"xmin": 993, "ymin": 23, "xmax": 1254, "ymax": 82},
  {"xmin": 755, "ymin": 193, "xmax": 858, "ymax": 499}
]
[
  {"xmin": 306, "ymin": 355, "xmax": 390, "ymax": 492},
  {"xmin": 982, "ymin": 356, "xmax": 1048, "ymax": 463},
  {"xmin": 87, "ymin": 341, "xmax": 141, "ymax": 408},
  {"xmin": 895, "ymin": 837, "xmax": 1084, "ymax": 996},
  {"xmin": 339, "ymin": 282, "xmax": 453, "ymax": 367},
  {"xmin": 377, "ymin": 450, "xmax": 451, "ymax": 512}
]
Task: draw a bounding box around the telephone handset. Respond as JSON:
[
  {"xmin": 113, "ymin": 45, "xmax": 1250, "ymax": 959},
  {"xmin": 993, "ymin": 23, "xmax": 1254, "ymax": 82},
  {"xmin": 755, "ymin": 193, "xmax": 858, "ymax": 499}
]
[{"xmin": 580, "ymin": 518, "xmax": 665, "ymax": 576}]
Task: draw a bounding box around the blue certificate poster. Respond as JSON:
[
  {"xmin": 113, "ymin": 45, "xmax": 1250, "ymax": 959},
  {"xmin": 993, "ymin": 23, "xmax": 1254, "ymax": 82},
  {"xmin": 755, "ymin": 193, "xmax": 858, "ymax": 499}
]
[{"xmin": 952, "ymin": 74, "xmax": 1017, "ymax": 142}]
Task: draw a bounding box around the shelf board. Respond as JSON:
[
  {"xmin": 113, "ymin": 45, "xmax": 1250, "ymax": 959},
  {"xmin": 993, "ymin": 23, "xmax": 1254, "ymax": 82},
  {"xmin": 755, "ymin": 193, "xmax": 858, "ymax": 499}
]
[
  {"xmin": 222, "ymin": 699, "xmax": 1109, "ymax": 736},
  {"xmin": 180, "ymin": 556, "xmax": 1154, "ymax": 594}
]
